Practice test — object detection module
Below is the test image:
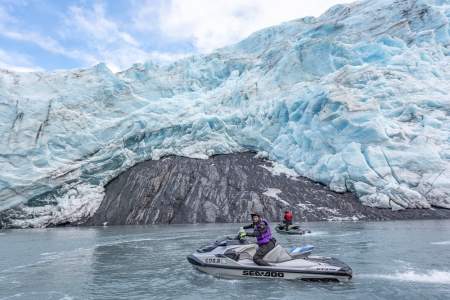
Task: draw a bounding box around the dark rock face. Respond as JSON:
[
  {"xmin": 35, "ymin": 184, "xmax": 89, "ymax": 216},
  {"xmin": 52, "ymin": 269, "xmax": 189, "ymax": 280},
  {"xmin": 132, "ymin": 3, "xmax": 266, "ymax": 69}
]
[{"xmin": 85, "ymin": 152, "xmax": 450, "ymax": 226}]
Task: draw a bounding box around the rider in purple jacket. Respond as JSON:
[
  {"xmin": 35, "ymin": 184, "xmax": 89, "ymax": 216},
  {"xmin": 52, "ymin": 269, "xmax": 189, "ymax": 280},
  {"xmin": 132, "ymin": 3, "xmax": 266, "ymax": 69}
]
[{"xmin": 241, "ymin": 211, "xmax": 276, "ymax": 266}]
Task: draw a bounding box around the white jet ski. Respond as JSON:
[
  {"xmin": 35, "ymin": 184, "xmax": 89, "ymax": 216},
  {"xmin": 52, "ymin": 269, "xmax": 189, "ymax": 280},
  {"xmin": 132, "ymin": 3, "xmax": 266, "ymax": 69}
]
[{"xmin": 187, "ymin": 236, "xmax": 352, "ymax": 282}]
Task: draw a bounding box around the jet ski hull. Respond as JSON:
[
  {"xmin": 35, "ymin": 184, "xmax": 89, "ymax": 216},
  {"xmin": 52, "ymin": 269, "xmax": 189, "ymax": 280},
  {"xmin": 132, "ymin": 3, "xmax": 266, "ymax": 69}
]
[
  {"xmin": 188, "ymin": 237, "xmax": 352, "ymax": 282},
  {"xmin": 187, "ymin": 254, "xmax": 352, "ymax": 282},
  {"xmin": 275, "ymin": 225, "xmax": 311, "ymax": 235}
]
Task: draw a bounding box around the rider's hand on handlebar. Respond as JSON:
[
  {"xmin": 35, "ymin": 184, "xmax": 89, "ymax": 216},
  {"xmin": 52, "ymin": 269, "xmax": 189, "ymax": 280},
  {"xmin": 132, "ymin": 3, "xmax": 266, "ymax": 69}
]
[{"xmin": 238, "ymin": 227, "xmax": 246, "ymax": 239}]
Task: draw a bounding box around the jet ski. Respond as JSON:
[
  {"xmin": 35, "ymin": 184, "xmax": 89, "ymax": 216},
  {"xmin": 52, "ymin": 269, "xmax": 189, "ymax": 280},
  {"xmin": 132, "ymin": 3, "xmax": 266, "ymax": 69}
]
[
  {"xmin": 187, "ymin": 236, "xmax": 352, "ymax": 282},
  {"xmin": 275, "ymin": 224, "xmax": 311, "ymax": 235}
]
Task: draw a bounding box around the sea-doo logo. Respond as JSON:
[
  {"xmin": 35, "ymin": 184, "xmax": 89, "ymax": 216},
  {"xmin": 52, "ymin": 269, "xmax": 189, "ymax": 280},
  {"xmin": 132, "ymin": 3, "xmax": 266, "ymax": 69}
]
[{"xmin": 242, "ymin": 270, "xmax": 284, "ymax": 278}]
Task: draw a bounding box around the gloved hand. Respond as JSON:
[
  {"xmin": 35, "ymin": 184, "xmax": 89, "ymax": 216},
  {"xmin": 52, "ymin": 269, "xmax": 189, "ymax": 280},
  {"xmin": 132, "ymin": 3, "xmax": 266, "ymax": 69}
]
[{"xmin": 238, "ymin": 227, "xmax": 246, "ymax": 240}]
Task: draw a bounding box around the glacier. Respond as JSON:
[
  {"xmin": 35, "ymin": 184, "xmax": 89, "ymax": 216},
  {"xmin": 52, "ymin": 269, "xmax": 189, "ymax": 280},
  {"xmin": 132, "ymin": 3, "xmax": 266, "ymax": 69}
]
[{"xmin": 1, "ymin": 0, "xmax": 450, "ymax": 227}]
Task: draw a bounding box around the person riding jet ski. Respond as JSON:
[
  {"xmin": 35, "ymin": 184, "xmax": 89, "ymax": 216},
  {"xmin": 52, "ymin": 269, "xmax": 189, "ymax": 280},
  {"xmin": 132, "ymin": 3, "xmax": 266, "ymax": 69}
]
[
  {"xmin": 239, "ymin": 211, "xmax": 276, "ymax": 266},
  {"xmin": 282, "ymin": 210, "xmax": 293, "ymax": 231},
  {"xmin": 187, "ymin": 211, "xmax": 352, "ymax": 281}
]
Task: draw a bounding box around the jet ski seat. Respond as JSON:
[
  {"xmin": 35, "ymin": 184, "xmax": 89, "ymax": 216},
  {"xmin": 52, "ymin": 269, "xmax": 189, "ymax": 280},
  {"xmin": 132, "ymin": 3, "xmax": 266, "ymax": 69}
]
[
  {"xmin": 264, "ymin": 245, "xmax": 293, "ymax": 263},
  {"xmin": 230, "ymin": 244, "xmax": 257, "ymax": 260}
]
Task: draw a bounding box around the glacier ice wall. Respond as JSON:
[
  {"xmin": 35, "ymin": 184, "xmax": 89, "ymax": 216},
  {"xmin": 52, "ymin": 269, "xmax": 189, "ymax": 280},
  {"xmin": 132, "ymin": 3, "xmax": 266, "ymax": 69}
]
[{"xmin": 1, "ymin": 0, "xmax": 450, "ymax": 227}]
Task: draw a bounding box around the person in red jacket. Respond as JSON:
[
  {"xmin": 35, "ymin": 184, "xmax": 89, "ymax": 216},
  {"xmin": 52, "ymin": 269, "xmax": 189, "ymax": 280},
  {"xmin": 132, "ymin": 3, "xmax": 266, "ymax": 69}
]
[{"xmin": 283, "ymin": 210, "xmax": 293, "ymax": 231}]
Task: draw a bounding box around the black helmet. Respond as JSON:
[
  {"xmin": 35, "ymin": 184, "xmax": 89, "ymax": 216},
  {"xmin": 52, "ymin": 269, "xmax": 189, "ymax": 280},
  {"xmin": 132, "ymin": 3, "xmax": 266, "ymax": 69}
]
[{"xmin": 250, "ymin": 208, "xmax": 264, "ymax": 217}]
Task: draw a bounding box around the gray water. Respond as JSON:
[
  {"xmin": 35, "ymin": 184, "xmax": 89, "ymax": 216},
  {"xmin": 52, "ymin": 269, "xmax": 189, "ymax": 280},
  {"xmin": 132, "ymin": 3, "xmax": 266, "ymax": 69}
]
[{"xmin": 1, "ymin": 221, "xmax": 450, "ymax": 300}]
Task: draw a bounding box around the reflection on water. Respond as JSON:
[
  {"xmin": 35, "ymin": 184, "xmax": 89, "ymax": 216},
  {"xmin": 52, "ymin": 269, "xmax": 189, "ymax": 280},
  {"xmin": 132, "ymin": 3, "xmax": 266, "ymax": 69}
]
[{"xmin": 1, "ymin": 221, "xmax": 450, "ymax": 299}]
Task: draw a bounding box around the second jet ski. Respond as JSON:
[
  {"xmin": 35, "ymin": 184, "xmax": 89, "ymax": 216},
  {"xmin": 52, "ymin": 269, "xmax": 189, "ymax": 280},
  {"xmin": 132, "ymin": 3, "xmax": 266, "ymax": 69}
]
[{"xmin": 275, "ymin": 224, "xmax": 311, "ymax": 235}]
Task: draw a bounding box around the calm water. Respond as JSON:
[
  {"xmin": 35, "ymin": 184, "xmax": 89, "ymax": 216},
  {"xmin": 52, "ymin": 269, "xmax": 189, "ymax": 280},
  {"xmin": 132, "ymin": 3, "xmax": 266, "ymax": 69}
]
[{"xmin": 1, "ymin": 220, "xmax": 450, "ymax": 300}]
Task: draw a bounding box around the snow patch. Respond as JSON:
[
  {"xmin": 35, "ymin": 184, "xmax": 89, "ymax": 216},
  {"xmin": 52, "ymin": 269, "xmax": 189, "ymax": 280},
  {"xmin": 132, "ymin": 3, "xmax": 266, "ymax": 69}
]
[
  {"xmin": 260, "ymin": 162, "xmax": 299, "ymax": 180},
  {"xmin": 316, "ymin": 206, "xmax": 341, "ymax": 215},
  {"xmin": 263, "ymin": 188, "xmax": 289, "ymax": 206},
  {"xmin": 296, "ymin": 202, "xmax": 315, "ymax": 212}
]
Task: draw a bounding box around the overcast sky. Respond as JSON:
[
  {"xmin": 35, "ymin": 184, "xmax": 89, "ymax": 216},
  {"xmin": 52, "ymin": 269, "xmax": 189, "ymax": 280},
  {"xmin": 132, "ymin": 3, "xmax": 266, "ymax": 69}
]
[{"xmin": 0, "ymin": 0, "xmax": 354, "ymax": 72}]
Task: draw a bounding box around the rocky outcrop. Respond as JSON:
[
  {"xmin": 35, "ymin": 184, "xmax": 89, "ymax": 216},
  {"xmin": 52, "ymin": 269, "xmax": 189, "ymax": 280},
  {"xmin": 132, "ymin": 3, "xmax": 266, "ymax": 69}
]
[{"xmin": 85, "ymin": 153, "xmax": 450, "ymax": 226}]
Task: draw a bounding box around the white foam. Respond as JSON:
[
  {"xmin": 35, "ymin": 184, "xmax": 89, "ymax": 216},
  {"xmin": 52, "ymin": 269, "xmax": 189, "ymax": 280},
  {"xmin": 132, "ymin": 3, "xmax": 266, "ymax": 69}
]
[
  {"xmin": 431, "ymin": 241, "xmax": 450, "ymax": 245},
  {"xmin": 334, "ymin": 231, "xmax": 361, "ymax": 237},
  {"xmin": 40, "ymin": 252, "xmax": 58, "ymax": 256},
  {"xmin": 303, "ymin": 231, "xmax": 328, "ymax": 236},
  {"xmin": 362, "ymin": 270, "xmax": 450, "ymax": 284},
  {"xmin": 327, "ymin": 216, "xmax": 360, "ymax": 222}
]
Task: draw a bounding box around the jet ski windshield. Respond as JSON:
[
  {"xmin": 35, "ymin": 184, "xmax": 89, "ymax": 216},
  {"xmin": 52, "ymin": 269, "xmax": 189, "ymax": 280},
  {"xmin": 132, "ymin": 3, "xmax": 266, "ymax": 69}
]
[{"xmin": 197, "ymin": 237, "xmax": 248, "ymax": 253}]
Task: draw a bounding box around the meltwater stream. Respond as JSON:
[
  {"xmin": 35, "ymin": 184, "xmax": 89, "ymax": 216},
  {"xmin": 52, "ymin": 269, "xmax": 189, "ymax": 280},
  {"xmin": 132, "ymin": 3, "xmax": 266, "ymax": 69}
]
[{"xmin": 1, "ymin": 221, "xmax": 450, "ymax": 300}]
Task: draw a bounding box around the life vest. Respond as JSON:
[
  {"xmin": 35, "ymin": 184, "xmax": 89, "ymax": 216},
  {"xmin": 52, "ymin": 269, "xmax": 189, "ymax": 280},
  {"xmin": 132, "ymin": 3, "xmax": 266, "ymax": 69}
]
[
  {"xmin": 284, "ymin": 211, "xmax": 293, "ymax": 222},
  {"xmin": 255, "ymin": 219, "xmax": 272, "ymax": 245}
]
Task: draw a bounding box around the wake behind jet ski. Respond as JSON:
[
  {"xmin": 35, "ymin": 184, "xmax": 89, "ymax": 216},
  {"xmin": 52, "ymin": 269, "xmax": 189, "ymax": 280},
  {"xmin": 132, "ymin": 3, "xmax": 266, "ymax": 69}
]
[{"xmin": 187, "ymin": 211, "xmax": 352, "ymax": 281}]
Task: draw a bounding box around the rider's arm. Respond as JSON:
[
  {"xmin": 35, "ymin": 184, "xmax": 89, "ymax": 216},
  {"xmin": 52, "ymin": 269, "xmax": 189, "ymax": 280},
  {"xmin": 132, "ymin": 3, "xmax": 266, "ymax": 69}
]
[
  {"xmin": 241, "ymin": 224, "xmax": 255, "ymax": 237},
  {"xmin": 247, "ymin": 222, "xmax": 267, "ymax": 238},
  {"xmin": 246, "ymin": 231, "xmax": 256, "ymax": 237}
]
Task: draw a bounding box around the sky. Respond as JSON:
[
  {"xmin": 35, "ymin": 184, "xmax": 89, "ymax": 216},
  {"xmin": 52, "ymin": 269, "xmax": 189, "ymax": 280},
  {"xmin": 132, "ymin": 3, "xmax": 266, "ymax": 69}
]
[{"xmin": 0, "ymin": 0, "xmax": 354, "ymax": 73}]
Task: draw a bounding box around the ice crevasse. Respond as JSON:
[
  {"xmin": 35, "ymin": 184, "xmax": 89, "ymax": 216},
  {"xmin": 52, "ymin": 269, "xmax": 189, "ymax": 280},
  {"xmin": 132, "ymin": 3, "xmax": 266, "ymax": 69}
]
[{"xmin": 1, "ymin": 0, "xmax": 450, "ymax": 227}]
